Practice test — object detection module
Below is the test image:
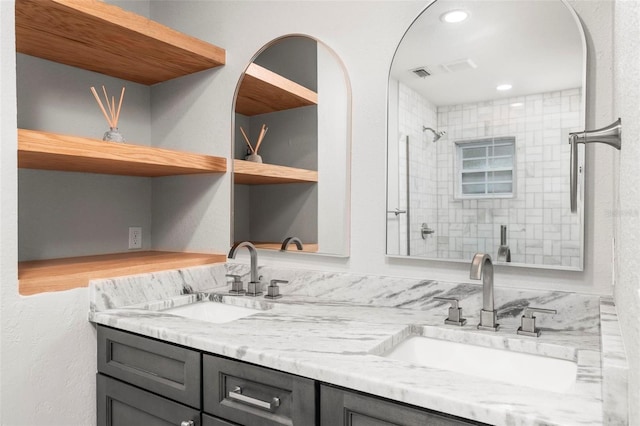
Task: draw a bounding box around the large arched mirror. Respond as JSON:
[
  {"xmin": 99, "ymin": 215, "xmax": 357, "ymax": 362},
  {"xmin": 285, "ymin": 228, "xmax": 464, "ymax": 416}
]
[
  {"xmin": 232, "ymin": 35, "xmax": 351, "ymax": 256},
  {"xmin": 387, "ymin": 0, "xmax": 586, "ymax": 270}
]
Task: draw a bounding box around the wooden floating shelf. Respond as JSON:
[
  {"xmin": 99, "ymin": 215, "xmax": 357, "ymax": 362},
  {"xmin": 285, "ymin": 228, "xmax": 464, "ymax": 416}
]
[
  {"xmin": 236, "ymin": 63, "xmax": 318, "ymax": 116},
  {"xmin": 18, "ymin": 251, "xmax": 227, "ymax": 296},
  {"xmin": 15, "ymin": 0, "xmax": 225, "ymax": 85},
  {"xmin": 250, "ymin": 242, "xmax": 319, "ymax": 253},
  {"xmin": 233, "ymin": 159, "xmax": 318, "ymax": 185},
  {"xmin": 18, "ymin": 129, "xmax": 227, "ymax": 177}
]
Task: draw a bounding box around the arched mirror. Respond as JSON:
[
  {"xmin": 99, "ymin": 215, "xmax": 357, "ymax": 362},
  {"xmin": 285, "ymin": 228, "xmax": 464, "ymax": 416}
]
[
  {"xmin": 386, "ymin": 0, "xmax": 586, "ymax": 270},
  {"xmin": 232, "ymin": 35, "xmax": 351, "ymax": 256}
]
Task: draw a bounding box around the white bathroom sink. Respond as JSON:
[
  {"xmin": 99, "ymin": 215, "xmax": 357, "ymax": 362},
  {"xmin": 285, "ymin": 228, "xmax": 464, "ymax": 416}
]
[
  {"xmin": 381, "ymin": 336, "xmax": 577, "ymax": 393},
  {"xmin": 162, "ymin": 301, "xmax": 262, "ymax": 324}
]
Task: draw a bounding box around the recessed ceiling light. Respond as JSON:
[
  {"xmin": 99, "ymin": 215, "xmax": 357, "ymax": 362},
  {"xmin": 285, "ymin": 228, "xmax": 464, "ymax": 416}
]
[
  {"xmin": 496, "ymin": 84, "xmax": 513, "ymax": 91},
  {"xmin": 440, "ymin": 10, "xmax": 469, "ymax": 23},
  {"xmin": 510, "ymin": 102, "xmax": 524, "ymax": 108}
]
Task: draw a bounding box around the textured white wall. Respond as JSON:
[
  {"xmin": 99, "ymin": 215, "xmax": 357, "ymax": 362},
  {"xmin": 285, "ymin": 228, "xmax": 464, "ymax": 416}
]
[
  {"xmin": 613, "ymin": 0, "xmax": 640, "ymax": 423},
  {"xmin": 0, "ymin": 1, "xmax": 623, "ymax": 425},
  {"xmin": 0, "ymin": 0, "xmax": 16, "ymax": 421}
]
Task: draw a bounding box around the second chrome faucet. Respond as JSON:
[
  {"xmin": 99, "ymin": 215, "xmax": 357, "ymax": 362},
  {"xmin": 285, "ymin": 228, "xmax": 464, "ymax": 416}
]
[
  {"xmin": 228, "ymin": 241, "xmax": 262, "ymax": 296},
  {"xmin": 470, "ymin": 252, "xmax": 499, "ymax": 331}
]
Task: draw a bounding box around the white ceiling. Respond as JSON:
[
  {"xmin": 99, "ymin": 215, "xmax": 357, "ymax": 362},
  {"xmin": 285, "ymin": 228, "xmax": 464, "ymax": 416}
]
[{"xmin": 390, "ymin": 0, "xmax": 584, "ymax": 106}]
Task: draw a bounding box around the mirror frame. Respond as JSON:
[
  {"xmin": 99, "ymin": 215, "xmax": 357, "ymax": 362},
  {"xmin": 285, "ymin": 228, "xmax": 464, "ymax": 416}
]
[
  {"xmin": 385, "ymin": 0, "xmax": 588, "ymax": 271},
  {"xmin": 230, "ymin": 34, "xmax": 353, "ymax": 257}
]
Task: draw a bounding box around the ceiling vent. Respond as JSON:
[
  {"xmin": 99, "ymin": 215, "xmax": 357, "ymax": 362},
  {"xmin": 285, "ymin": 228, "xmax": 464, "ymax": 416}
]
[
  {"xmin": 441, "ymin": 58, "xmax": 477, "ymax": 73},
  {"xmin": 411, "ymin": 67, "xmax": 431, "ymax": 78}
]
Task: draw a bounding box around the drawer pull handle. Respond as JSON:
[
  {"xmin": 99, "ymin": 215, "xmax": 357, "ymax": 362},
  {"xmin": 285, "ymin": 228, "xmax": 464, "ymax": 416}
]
[{"xmin": 229, "ymin": 386, "xmax": 280, "ymax": 411}]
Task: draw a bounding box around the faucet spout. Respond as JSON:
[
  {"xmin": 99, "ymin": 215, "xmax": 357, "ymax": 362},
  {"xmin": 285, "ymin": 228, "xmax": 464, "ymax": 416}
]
[
  {"xmin": 470, "ymin": 253, "xmax": 499, "ymax": 331},
  {"xmin": 228, "ymin": 241, "xmax": 259, "ymax": 283},
  {"xmin": 281, "ymin": 236, "xmax": 304, "ymax": 251}
]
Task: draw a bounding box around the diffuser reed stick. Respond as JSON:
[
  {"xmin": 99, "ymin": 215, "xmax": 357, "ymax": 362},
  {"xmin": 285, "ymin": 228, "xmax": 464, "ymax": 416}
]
[
  {"xmin": 255, "ymin": 124, "xmax": 268, "ymax": 153},
  {"xmin": 90, "ymin": 85, "xmax": 126, "ymax": 128},
  {"xmin": 239, "ymin": 124, "xmax": 268, "ymax": 163},
  {"xmin": 239, "ymin": 126, "xmax": 255, "ymax": 154}
]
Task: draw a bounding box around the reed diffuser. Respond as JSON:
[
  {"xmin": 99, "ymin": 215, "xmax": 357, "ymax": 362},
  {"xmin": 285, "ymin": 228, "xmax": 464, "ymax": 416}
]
[
  {"xmin": 90, "ymin": 85, "xmax": 126, "ymax": 142},
  {"xmin": 240, "ymin": 124, "xmax": 268, "ymax": 163}
]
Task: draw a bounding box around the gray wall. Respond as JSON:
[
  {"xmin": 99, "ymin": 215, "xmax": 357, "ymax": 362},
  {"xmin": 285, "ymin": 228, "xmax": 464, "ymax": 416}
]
[{"xmin": 16, "ymin": 54, "xmax": 153, "ymax": 260}]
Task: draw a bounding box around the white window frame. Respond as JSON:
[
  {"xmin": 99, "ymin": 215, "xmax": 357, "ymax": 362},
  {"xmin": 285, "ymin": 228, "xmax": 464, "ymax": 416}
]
[{"xmin": 454, "ymin": 137, "xmax": 516, "ymax": 199}]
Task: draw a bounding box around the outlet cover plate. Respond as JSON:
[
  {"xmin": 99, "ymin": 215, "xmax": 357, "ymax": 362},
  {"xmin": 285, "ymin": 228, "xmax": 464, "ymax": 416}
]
[{"xmin": 128, "ymin": 227, "xmax": 142, "ymax": 249}]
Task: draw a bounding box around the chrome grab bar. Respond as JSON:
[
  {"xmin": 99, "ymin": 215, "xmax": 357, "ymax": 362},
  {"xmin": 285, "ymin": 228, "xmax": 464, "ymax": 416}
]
[{"xmin": 569, "ymin": 118, "xmax": 621, "ymax": 213}]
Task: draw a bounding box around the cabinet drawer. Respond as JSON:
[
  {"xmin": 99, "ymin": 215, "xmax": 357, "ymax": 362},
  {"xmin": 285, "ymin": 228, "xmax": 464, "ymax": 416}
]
[
  {"xmin": 97, "ymin": 325, "xmax": 201, "ymax": 408},
  {"xmin": 203, "ymin": 355, "xmax": 316, "ymax": 425},
  {"xmin": 203, "ymin": 413, "xmax": 239, "ymax": 426},
  {"xmin": 97, "ymin": 374, "xmax": 200, "ymax": 426},
  {"xmin": 320, "ymin": 384, "xmax": 485, "ymax": 426}
]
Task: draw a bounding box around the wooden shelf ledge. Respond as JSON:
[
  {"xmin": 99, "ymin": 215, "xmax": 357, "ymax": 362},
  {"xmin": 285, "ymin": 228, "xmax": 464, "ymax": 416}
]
[
  {"xmin": 15, "ymin": 0, "xmax": 225, "ymax": 85},
  {"xmin": 18, "ymin": 129, "xmax": 227, "ymax": 177},
  {"xmin": 233, "ymin": 159, "xmax": 318, "ymax": 184},
  {"xmin": 236, "ymin": 63, "xmax": 318, "ymax": 116},
  {"xmin": 18, "ymin": 251, "xmax": 227, "ymax": 296}
]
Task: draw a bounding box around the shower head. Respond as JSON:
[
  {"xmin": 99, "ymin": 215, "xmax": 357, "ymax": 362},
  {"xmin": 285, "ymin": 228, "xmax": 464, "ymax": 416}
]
[{"xmin": 423, "ymin": 126, "xmax": 447, "ymax": 143}]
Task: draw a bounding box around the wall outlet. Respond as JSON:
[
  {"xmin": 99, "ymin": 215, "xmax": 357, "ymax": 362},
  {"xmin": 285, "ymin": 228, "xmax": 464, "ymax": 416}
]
[{"xmin": 128, "ymin": 227, "xmax": 142, "ymax": 250}]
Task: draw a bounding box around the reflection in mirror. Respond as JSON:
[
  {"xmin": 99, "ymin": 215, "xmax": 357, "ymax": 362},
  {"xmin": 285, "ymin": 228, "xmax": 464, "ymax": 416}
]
[
  {"xmin": 387, "ymin": 0, "xmax": 586, "ymax": 270},
  {"xmin": 232, "ymin": 35, "xmax": 351, "ymax": 256}
]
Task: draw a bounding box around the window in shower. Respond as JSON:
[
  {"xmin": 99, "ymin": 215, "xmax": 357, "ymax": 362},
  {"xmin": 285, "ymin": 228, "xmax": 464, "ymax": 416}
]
[{"xmin": 455, "ymin": 137, "xmax": 515, "ymax": 198}]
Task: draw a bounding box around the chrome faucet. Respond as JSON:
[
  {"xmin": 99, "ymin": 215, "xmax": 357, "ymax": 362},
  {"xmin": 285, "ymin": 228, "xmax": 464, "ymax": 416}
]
[
  {"xmin": 280, "ymin": 236, "xmax": 304, "ymax": 251},
  {"xmin": 228, "ymin": 241, "xmax": 260, "ymax": 286},
  {"xmin": 470, "ymin": 253, "xmax": 499, "ymax": 331}
]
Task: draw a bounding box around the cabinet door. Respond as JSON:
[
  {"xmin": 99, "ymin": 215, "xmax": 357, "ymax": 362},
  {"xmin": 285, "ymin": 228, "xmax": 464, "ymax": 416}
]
[
  {"xmin": 320, "ymin": 385, "xmax": 484, "ymax": 426},
  {"xmin": 97, "ymin": 374, "xmax": 200, "ymax": 426},
  {"xmin": 203, "ymin": 355, "xmax": 317, "ymax": 425},
  {"xmin": 97, "ymin": 325, "xmax": 201, "ymax": 408}
]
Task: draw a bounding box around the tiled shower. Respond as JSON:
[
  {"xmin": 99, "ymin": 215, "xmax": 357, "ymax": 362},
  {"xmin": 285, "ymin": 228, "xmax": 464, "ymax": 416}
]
[{"xmin": 396, "ymin": 82, "xmax": 582, "ymax": 267}]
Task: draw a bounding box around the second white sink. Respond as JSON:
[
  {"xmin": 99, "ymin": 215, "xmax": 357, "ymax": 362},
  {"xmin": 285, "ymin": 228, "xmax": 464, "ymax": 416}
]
[
  {"xmin": 162, "ymin": 301, "xmax": 262, "ymax": 324},
  {"xmin": 381, "ymin": 336, "xmax": 577, "ymax": 393}
]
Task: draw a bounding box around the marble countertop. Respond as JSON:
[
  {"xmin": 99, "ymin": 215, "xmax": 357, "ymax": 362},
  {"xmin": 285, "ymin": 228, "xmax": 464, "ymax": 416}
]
[{"xmin": 88, "ymin": 263, "xmax": 620, "ymax": 426}]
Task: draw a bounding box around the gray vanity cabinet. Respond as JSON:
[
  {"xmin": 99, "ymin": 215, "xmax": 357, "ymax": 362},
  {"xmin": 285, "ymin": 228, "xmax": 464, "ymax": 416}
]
[
  {"xmin": 203, "ymin": 355, "xmax": 317, "ymax": 425},
  {"xmin": 97, "ymin": 326, "xmax": 202, "ymax": 426},
  {"xmin": 97, "ymin": 374, "xmax": 201, "ymax": 426},
  {"xmin": 97, "ymin": 326, "xmax": 201, "ymax": 408},
  {"xmin": 320, "ymin": 385, "xmax": 484, "ymax": 426},
  {"xmin": 96, "ymin": 325, "xmax": 483, "ymax": 426}
]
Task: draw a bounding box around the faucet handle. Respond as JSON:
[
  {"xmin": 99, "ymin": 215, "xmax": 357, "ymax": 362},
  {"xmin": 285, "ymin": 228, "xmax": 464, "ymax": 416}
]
[
  {"xmin": 434, "ymin": 297, "xmax": 467, "ymax": 326},
  {"xmin": 226, "ymin": 274, "xmax": 246, "ymax": 295},
  {"xmin": 517, "ymin": 307, "xmax": 557, "ymax": 337},
  {"xmin": 265, "ymin": 279, "xmax": 287, "ymax": 299}
]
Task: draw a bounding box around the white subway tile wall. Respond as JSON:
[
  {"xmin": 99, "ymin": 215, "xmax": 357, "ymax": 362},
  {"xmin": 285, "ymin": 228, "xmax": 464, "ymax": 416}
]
[{"xmin": 398, "ymin": 83, "xmax": 582, "ymax": 267}]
